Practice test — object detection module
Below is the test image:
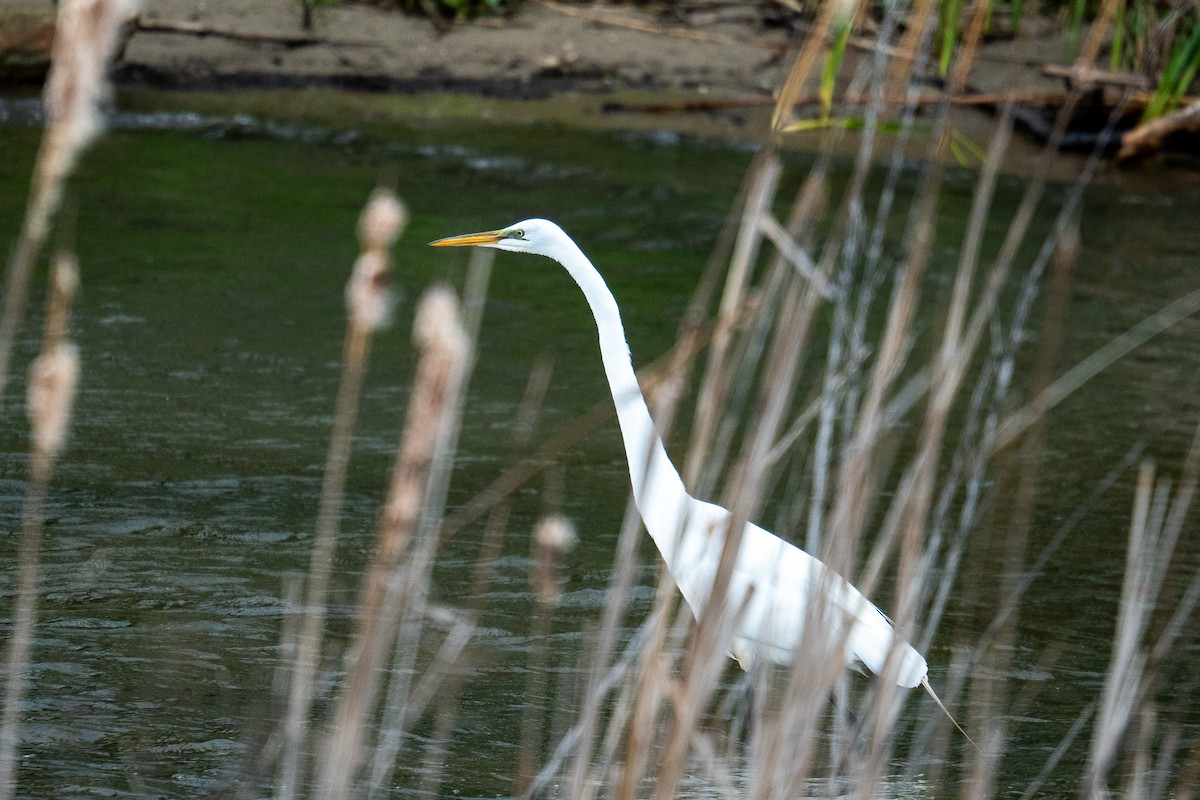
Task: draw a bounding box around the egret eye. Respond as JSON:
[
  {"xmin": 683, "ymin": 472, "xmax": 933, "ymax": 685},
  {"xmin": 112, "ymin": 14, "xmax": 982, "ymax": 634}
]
[{"xmin": 509, "ymin": 228, "xmax": 525, "ymax": 239}]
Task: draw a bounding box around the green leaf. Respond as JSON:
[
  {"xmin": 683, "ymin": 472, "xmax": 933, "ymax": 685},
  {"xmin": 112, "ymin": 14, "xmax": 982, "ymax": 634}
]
[{"xmin": 820, "ymin": 17, "xmax": 853, "ymax": 121}]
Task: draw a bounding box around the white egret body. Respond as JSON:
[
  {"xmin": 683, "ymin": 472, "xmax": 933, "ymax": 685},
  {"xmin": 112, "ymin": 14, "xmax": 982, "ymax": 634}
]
[{"xmin": 432, "ymin": 219, "xmax": 931, "ymax": 691}]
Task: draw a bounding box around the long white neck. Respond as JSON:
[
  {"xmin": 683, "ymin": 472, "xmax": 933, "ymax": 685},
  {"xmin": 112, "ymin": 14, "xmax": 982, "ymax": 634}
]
[{"xmin": 545, "ymin": 235, "xmax": 692, "ymax": 562}]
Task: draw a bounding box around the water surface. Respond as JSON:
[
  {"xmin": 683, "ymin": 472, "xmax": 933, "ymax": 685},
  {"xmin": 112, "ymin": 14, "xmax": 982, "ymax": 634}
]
[{"xmin": 0, "ymin": 100, "xmax": 1198, "ymax": 798}]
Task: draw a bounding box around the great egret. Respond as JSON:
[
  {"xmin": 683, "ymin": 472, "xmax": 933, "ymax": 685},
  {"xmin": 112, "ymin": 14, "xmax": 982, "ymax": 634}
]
[{"xmin": 431, "ymin": 219, "xmax": 958, "ymax": 723}]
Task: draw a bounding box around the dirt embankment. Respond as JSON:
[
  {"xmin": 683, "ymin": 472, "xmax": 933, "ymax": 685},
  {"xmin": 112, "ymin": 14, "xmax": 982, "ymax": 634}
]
[
  {"xmin": 120, "ymin": 0, "xmax": 797, "ymax": 97},
  {"xmin": 3, "ymin": 0, "xmax": 797, "ymax": 96},
  {"xmin": 4, "ymin": 0, "xmax": 1198, "ymax": 176},
  {"xmin": 3, "ymin": 0, "xmax": 1072, "ymax": 105}
]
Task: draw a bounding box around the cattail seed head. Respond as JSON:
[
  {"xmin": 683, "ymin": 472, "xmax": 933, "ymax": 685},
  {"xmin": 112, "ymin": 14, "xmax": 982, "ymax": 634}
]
[
  {"xmin": 43, "ymin": 0, "xmax": 139, "ymax": 174},
  {"xmin": 46, "ymin": 251, "xmax": 81, "ymax": 345},
  {"xmin": 534, "ymin": 514, "xmax": 577, "ymax": 554},
  {"xmin": 532, "ymin": 514, "xmax": 576, "ymax": 605},
  {"xmin": 27, "ymin": 344, "xmax": 80, "ymax": 457},
  {"xmin": 413, "ymin": 285, "xmax": 468, "ymax": 360},
  {"xmin": 358, "ymin": 188, "xmax": 408, "ymax": 253},
  {"xmin": 345, "ymin": 251, "xmax": 394, "ymax": 332},
  {"xmin": 53, "ymin": 251, "xmax": 81, "ymax": 300}
]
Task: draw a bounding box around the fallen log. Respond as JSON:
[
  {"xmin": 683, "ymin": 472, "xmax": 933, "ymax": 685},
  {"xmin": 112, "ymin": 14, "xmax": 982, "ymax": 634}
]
[{"xmin": 1117, "ymin": 100, "xmax": 1200, "ymax": 161}]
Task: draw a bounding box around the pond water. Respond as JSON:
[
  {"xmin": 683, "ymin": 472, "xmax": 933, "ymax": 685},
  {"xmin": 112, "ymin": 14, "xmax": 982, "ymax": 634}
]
[{"xmin": 0, "ymin": 96, "xmax": 1198, "ymax": 798}]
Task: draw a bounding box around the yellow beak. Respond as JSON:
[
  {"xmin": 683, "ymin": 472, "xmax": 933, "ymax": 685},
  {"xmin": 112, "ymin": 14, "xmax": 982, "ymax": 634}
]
[{"xmin": 429, "ymin": 230, "xmax": 504, "ymax": 247}]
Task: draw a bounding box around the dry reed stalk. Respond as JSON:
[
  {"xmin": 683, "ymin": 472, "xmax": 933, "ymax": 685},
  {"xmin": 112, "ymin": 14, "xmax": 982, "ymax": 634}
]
[
  {"xmin": 634, "ymin": 21, "xmax": 1019, "ymax": 798},
  {"xmin": 613, "ymin": 179, "xmax": 819, "ymax": 797},
  {"xmin": 371, "ymin": 344, "xmax": 544, "ymax": 800},
  {"xmin": 882, "ymin": 0, "xmax": 936, "ymax": 106},
  {"xmin": 700, "ymin": 183, "xmax": 835, "ymax": 800},
  {"xmin": 917, "ymin": 106, "xmax": 1117, "ymax": 674},
  {"xmin": 277, "ymin": 187, "xmax": 406, "ymax": 800},
  {"xmin": 564, "ymin": 492, "xmax": 655, "ymax": 800},
  {"xmin": 876, "ymin": 79, "xmax": 1110, "ymax": 791},
  {"xmin": 521, "ymin": 608, "xmax": 667, "ymax": 800},
  {"xmin": 819, "ymin": 27, "xmax": 1016, "ymax": 785},
  {"xmin": 775, "ymin": 23, "xmax": 923, "ymax": 605},
  {"xmin": 528, "ymin": 283, "xmax": 753, "ymax": 800},
  {"xmin": 575, "ymin": 34, "xmax": 914, "ymax": 798},
  {"xmin": 785, "ymin": 35, "xmax": 908, "ymax": 577},
  {"xmin": 612, "ymin": 566, "xmax": 681, "ymax": 800},
  {"xmin": 762, "ymin": 30, "xmax": 984, "ymax": 796},
  {"xmin": 505, "ymin": 14, "xmax": 1181, "ymax": 799},
  {"xmin": 692, "ymin": 171, "xmax": 830, "ymax": 508},
  {"xmin": 825, "ymin": 118, "xmax": 1012, "ymax": 776},
  {"xmin": 1084, "ymin": 418, "xmax": 1200, "ymax": 798},
  {"xmin": 314, "ymin": 286, "xmax": 468, "ymax": 800},
  {"xmin": 684, "ymin": 152, "xmax": 782, "ymax": 490},
  {"xmin": 612, "ymin": 228, "xmax": 779, "ymax": 796},
  {"xmin": 567, "ymin": 24, "xmax": 1193, "ymax": 800},
  {"xmin": 661, "ymin": 67, "xmax": 923, "ymax": 792},
  {"xmin": 0, "ymin": 253, "xmax": 80, "ymax": 800},
  {"xmin": 697, "ymin": 257, "xmax": 828, "ymax": 798},
  {"xmin": 516, "ymin": 513, "xmax": 577, "ymax": 794},
  {"xmin": 772, "ymin": 206, "xmax": 897, "ymax": 786},
  {"xmin": 961, "ymin": 220, "xmax": 1078, "ymax": 800},
  {"xmin": 994, "ymin": 285, "xmax": 1200, "ymax": 452},
  {"xmin": 0, "ymin": 0, "xmax": 135, "ymax": 410},
  {"xmin": 362, "ymin": 249, "xmax": 490, "ymax": 799},
  {"xmin": 771, "ymin": 0, "xmax": 864, "ymax": 132},
  {"xmin": 565, "ymin": 224, "xmax": 747, "ymax": 800},
  {"xmin": 882, "ymin": 104, "xmax": 1133, "ymax": 791},
  {"xmin": 929, "ymin": 21, "xmax": 1129, "ymax": 448},
  {"xmin": 752, "ymin": 574, "xmax": 866, "ymax": 800}
]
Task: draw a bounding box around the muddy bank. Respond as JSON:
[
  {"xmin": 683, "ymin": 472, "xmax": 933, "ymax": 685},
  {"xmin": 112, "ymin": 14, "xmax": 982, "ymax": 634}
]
[
  {"xmin": 6, "ymin": 0, "xmax": 1075, "ymax": 105},
  {"xmin": 3, "ymin": 0, "xmax": 1198, "ymax": 180},
  {"xmin": 1, "ymin": 0, "xmax": 794, "ymax": 141},
  {"xmin": 6, "ymin": 0, "xmax": 794, "ymax": 98}
]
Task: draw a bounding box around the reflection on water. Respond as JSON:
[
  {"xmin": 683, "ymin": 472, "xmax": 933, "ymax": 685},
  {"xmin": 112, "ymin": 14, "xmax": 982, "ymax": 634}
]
[{"xmin": 0, "ymin": 100, "xmax": 1198, "ymax": 797}]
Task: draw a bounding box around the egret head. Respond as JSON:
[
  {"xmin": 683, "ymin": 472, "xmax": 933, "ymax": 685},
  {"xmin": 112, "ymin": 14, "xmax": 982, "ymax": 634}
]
[{"xmin": 429, "ymin": 218, "xmax": 563, "ymax": 257}]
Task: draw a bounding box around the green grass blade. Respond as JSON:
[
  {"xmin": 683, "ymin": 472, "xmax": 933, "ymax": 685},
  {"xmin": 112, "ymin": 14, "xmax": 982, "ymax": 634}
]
[
  {"xmin": 1143, "ymin": 16, "xmax": 1200, "ymax": 122},
  {"xmin": 1110, "ymin": 0, "xmax": 1125, "ymax": 70},
  {"xmin": 939, "ymin": 0, "xmax": 964, "ymax": 76},
  {"xmin": 821, "ymin": 17, "xmax": 853, "ymax": 120}
]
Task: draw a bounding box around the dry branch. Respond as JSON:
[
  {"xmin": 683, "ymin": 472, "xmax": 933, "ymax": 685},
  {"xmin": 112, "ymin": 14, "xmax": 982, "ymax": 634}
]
[
  {"xmin": 1042, "ymin": 63, "xmax": 1152, "ymax": 90},
  {"xmin": 131, "ymin": 17, "xmax": 381, "ymax": 48},
  {"xmin": 0, "ymin": 253, "xmax": 80, "ymax": 800},
  {"xmin": 1117, "ymin": 100, "xmax": 1200, "ymax": 161}
]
